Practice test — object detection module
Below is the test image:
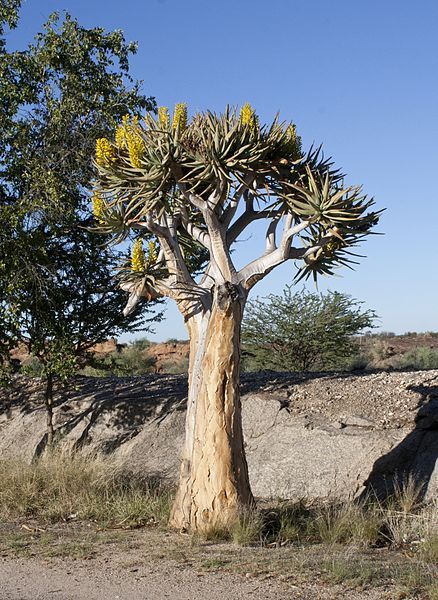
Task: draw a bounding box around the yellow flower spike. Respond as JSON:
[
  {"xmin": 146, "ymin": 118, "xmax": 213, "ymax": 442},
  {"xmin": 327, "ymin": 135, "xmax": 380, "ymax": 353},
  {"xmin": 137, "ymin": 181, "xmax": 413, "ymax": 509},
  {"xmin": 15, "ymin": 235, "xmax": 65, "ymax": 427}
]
[
  {"xmin": 115, "ymin": 114, "xmax": 130, "ymax": 149},
  {"xmin": 285, "ymin": 123, "xmax": 297, "ymax": 143},
  {"xmin": 321, "ymin": 238, "xmax": 340, "ymax": 259},
  {"xmin": 172, "ymin": 103, "xmax": 188, "ymax": 132},
  {"xmin": 95, "ymin": 138, "xmax": 116, "ymax": 167},
  {"xmin": 285, "ymin": 122, "xmax": 302, "ymax": 158},
  {"xmin": 147, "ymin": 240, "xmax": 158, "ymax": 265},
  {"xmin": 127, "ymin": 129, "xmax": 145, "ymax": 169},
  {"xmin": 91, "ymin": 192, "xmax": 105, "ymax": 222},
  {"xmin": 157, "ymin": 106, "xmax": 170, "ymax": 130},
  {"xmin": 131, "ymin": 238, "xmax": 145, "ymax": 272},
  {"xmin": 240, "ymin": 103, "xmax": 258, "ymax": 132}
]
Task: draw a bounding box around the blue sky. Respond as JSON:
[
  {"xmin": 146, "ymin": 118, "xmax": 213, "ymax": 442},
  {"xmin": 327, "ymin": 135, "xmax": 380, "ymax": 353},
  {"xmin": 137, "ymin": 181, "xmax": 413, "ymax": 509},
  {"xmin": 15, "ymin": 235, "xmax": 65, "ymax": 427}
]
[{"xmin": 6, "ymin": 0, "xmax": 438, "ymax": 341}]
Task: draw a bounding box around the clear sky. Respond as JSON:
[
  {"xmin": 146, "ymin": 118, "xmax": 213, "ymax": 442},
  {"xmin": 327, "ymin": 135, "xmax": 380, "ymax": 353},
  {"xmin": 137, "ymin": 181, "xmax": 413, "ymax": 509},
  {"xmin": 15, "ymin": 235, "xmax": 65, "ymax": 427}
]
[{"xmin": 6, "ymin": 0, "xmax": 438, "ymax": 341}]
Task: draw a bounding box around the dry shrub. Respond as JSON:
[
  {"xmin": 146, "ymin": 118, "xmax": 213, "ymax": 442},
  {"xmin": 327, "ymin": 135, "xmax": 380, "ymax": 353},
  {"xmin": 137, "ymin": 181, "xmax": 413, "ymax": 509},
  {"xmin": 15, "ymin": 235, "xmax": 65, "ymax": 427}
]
[
  {"xmin": 381, "ymin": 476, "xmax": 436, "ymax": 547},
  {"xmin": 199, "ymin": 506, "xmax": 263, "ymax": 545},
  {"xmin": 231, "ymin": 506, "xmax": 264, "ymax": 545}
]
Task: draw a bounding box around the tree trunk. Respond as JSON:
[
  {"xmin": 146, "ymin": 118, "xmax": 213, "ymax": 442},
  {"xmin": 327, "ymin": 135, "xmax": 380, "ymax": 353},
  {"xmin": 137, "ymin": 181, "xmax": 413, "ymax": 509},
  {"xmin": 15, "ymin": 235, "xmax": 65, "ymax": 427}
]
[
  {"xmin": 169, "ymin": 283, "xmax": 254, "ymax": 532},
  {"xmin": 45, "ymin": 372, "xmax": 54, "ymax": 447}
]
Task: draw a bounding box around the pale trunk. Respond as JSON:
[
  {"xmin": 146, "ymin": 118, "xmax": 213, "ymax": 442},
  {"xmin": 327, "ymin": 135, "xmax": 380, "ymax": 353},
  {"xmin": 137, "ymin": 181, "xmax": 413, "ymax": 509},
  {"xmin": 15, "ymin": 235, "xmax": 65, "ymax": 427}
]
[{"xmin": 169, "ymin": 283, "xmax": 253, "ymax": 532}]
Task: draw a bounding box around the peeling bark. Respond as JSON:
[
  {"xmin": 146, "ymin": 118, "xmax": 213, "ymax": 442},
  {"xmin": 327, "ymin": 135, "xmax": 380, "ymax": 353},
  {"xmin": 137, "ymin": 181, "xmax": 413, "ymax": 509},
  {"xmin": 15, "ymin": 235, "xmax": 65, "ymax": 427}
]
[{"xmin": 169, "ymin": 283, "xmax": 254, "ymax": 532}]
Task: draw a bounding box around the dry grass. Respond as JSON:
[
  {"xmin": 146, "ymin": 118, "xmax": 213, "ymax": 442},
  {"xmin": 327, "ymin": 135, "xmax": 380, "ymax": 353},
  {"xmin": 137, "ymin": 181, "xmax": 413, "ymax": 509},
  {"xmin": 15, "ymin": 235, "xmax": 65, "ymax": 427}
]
[
  {"xmin": 0, "ymin": 453, "xmax": 437, "ymax": 598},
  {"xmin": 308, "ymin": 501, "xmax": 382, "ymax": 546},
  {"xmin": 0, "ymin": 451, "xmax": 173, "ymax": 527}
]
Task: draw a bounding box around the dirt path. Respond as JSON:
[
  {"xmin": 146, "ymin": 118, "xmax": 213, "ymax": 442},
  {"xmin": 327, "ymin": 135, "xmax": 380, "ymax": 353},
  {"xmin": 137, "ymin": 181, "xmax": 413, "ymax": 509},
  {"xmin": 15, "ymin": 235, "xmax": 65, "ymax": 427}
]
[
  {"xmin": 0, "ymin": 556, "xmax": 308, "ymax": 600},
  {"xmin": 0, "ymin": 555, "xmax": 390, "ymax": 600}
]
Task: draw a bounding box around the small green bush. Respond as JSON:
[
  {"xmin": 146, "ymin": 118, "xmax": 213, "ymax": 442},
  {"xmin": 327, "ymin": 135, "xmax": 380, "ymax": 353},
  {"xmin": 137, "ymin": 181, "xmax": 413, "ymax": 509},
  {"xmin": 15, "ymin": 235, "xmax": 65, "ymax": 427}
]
[
  {"xmin": 81, "ymin": 345, "xmax": 156, "ymax": 377},
  {"xmin": 400, "ymin": 347, "xmax": 438, "ymax": 370},
  {"xmin": 242, "ymin": 288, "xmax": 377, "ymax": 372},
  {"xmin": 160, "ymin": 357, "xmax": 189, "ymax": 374},
  {"xmin": 21, "ymin": 356, "xmax": 44, "ymax": 377}
]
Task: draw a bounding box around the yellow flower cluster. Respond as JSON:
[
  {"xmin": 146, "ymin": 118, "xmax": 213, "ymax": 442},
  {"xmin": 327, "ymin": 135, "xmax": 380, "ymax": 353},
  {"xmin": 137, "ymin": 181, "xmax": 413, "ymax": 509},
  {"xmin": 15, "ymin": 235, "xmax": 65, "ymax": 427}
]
[
  {"xmin": 157, "ymin": 106, "xmax": 170, "ymax": 130},
  {"xmin": 131, "ymin": 238, "xmax": 145, "ymax": 272},
  {"xmin": 92, "ymin": 192, "xmax": 105, "ymax": 221},
  {"xmin": 127, "ymin": 129, "xmax": 145, "ymax": 169},
  {"xmin": 172, "ymin": 103, "xmax": 188, "ymax": 132},
  {"xmin": 147, "ymin": 240, "xmax": 158, "ymax": 264},
  {"xmin": 115, "ymin": 114, "xmax": 130, "ymax": 149},
  {"xmin": 320, "ymin": 238, "xmax": 342, "ymax": 260},
  {"xmin": 95, "ymin": 138, "xmax": 115, "ymax": 167},
  {"xmin": 240, "ymin": 103, "xmax": 258, "ymax": 132},
  {"xmin": 285, "ymin": 122, "xmax": 302, "ymax": 158},
  {"xmin": 115, "ymin": 115, "xmax": 145, "ymax": 169},
  {"xmin": 285, "ymin": 123, "xmax": 297, "ymax": 144}
]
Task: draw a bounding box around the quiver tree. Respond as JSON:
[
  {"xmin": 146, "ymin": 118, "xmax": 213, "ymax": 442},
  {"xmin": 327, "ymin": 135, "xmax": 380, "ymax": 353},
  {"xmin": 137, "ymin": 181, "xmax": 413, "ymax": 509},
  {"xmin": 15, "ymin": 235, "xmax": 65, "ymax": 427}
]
[{"xmin": 93, "ymin": 104, "xmax": 382, "ymax": 532}]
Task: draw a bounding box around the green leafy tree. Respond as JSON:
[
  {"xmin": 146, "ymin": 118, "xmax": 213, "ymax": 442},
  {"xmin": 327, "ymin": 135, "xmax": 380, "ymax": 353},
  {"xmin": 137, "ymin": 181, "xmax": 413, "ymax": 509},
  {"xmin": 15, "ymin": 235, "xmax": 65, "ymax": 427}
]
[
  {"xmin": 93, "ymin": 102, "xmax": 382, "ymax": 533},
  {"xmin": 242, "ymin": 287, "xmax": 377, "ymax": 372},
  {"xmin": 0, "ymin": 3, "xmax": 159, "ymax": 443}
]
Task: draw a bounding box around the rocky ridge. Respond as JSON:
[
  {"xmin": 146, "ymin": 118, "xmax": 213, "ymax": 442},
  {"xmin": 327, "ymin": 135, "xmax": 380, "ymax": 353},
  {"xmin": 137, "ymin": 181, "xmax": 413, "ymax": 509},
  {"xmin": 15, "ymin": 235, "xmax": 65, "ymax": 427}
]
[{"xmin": 1, "ymin": 369, "xmax": 437, "ymax": 501}]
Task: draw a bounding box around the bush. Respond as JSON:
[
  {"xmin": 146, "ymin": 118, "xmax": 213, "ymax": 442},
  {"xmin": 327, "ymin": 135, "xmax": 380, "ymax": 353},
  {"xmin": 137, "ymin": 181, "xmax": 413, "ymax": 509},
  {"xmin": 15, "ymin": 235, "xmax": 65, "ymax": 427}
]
[
  {"xmin": 130, "ymin": 338, "xmax": 153, "ymax": 351},
  {"xmin": 106, "ymin": 345, "xmax": 156, "ymax": 375},
  {"xmin": 20, "ymin": 356, "xmax": 44, "ymax": 377},
  {"xmin": 81, "ymin": 344, "xmax": 156, "ymax": 377},
  {"xmin": 400, "ymin": 347, "xmax": 438, "ymax": 370},
  {"xmin": 160, "ymin": 357, "xmax": 189, "ymax": 374},
  {"xmin": 242, "ymin": 287, "xmax": 377, "ymax": 372}
]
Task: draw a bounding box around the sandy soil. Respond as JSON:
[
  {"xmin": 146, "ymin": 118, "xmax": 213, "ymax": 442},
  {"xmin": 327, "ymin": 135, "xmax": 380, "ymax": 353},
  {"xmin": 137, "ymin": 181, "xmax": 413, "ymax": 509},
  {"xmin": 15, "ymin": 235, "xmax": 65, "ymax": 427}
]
[
  {"xmin": 0, "ymin": 554, "xmax": 390, "ymax": 600},
  {"xmin": 0, "ymin": 522, "xmax": 395, "ymax": 600},
  {"xmin": 0, "ymin": 556, "xmax": 290, "ymax": 600}
]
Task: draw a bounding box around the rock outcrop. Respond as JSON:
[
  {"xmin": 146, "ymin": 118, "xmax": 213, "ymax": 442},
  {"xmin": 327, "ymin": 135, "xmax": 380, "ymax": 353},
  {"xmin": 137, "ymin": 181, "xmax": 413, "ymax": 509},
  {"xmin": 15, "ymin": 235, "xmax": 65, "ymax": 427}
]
[{"xmin": 1, "ymin": 370, "xmax": 437, "ymax": 501}]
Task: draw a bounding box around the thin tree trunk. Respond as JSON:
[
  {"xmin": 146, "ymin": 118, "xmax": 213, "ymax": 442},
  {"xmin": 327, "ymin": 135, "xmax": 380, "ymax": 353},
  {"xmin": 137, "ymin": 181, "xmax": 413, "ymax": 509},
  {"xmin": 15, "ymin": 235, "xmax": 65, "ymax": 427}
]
[
  {"xmin": 45, "ymin": 372, "xmax": 54, "ymax": 447},
  {"xmin": 170, "ymin": 283, "xmax": 254, "ymax": 532}
]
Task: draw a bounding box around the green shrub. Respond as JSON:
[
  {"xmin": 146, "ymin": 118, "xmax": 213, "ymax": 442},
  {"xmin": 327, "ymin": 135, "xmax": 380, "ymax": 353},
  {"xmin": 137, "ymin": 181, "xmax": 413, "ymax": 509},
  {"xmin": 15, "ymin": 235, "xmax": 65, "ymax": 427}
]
[
  {"xmin": 130, "ymin": 338, "xmax": 153, "ymax": 351},
  {"xmin": 400, "ymin": 347, "xmax": 438, "ymax": 370},
  {"xmin": 21, "ymin": 356, "xmax": 44, "ymax": 376},
  {"xmin": 81, "ymin": 345, "xmax": 156, "ymax": 377},
  {"xmin": 242, "ymin": 287, "xmax": 377, "ymax": 372},
  {"xmin": 160, "ymin": 357, "xmax": 189, "ymax": 374}
]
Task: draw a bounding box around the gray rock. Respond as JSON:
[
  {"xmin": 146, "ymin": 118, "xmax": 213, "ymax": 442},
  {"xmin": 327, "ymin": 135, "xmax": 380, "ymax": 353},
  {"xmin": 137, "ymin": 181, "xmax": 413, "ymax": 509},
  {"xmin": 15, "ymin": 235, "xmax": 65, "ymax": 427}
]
[
  {"xmin": 1, "ymin": 372, "xmax": 437, "ymax": 502},
  {"xmin": 340, "ymin": 414, "xmax": 376, "ymax": 428}
]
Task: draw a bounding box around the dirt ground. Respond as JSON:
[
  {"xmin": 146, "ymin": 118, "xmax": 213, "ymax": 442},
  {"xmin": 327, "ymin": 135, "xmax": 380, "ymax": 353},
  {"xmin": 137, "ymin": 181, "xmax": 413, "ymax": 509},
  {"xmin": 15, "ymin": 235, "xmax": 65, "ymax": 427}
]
[
  {"xmin": 0, "ymin": 557, "xmax": 297, "ymax": 600},
  {"xmin": 0, "ymin": 551, "xmax": 391, "ymax": 600},
  {"xmin": 0, "ymin": 523, "xmax": 409, "ymax": 600}
]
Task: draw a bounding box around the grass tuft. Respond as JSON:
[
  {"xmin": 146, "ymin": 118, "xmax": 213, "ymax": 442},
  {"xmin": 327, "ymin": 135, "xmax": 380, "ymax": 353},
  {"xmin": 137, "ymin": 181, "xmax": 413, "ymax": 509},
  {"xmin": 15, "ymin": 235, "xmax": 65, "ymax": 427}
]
[{"xmin": 231, "ymin": 507, "xmax": 263, "ymax": 546}]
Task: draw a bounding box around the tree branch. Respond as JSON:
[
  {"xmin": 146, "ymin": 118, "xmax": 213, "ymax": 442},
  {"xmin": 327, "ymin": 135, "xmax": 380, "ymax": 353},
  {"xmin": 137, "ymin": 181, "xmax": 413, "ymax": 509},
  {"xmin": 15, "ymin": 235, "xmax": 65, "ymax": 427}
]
[
  {"xmin": 220, "ymin": 175, "xmax": 254, "ymax": 228},
  {"xmin": 264, "ymin": 213, "xmax": 281, "ymax": 254},
  {"xmin": 144, "ymin": 214, "xmax": 194, "ymax": 285},
  {"xmin": 227, "ymin": 207, "xmax": 281, "ymax": 246},
  {"xmin": 202, "ymin": 189, "xmax": 237, "ymax": 283},
  {"xmin": 237, "ymin": 219, "xmax": 315, "ymax": 289},
  {"xmin": 179, "ymin": 204, "xmax": 211, "ymax": 250},
  {"xmin": 120, "ymin": 275, "xmax": 208, "ymax": 318}
]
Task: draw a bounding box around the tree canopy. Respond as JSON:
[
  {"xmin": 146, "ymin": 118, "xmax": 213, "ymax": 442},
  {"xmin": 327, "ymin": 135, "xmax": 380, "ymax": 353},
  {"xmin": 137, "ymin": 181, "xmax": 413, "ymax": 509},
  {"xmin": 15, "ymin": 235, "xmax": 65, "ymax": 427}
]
[
  {"xmin": 0, "ymin": 6, "xmax": 158, "ymax": 388},
  {"xmin": 92, "ymin": 104, "xmax": 381, "ymax": 312}
]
